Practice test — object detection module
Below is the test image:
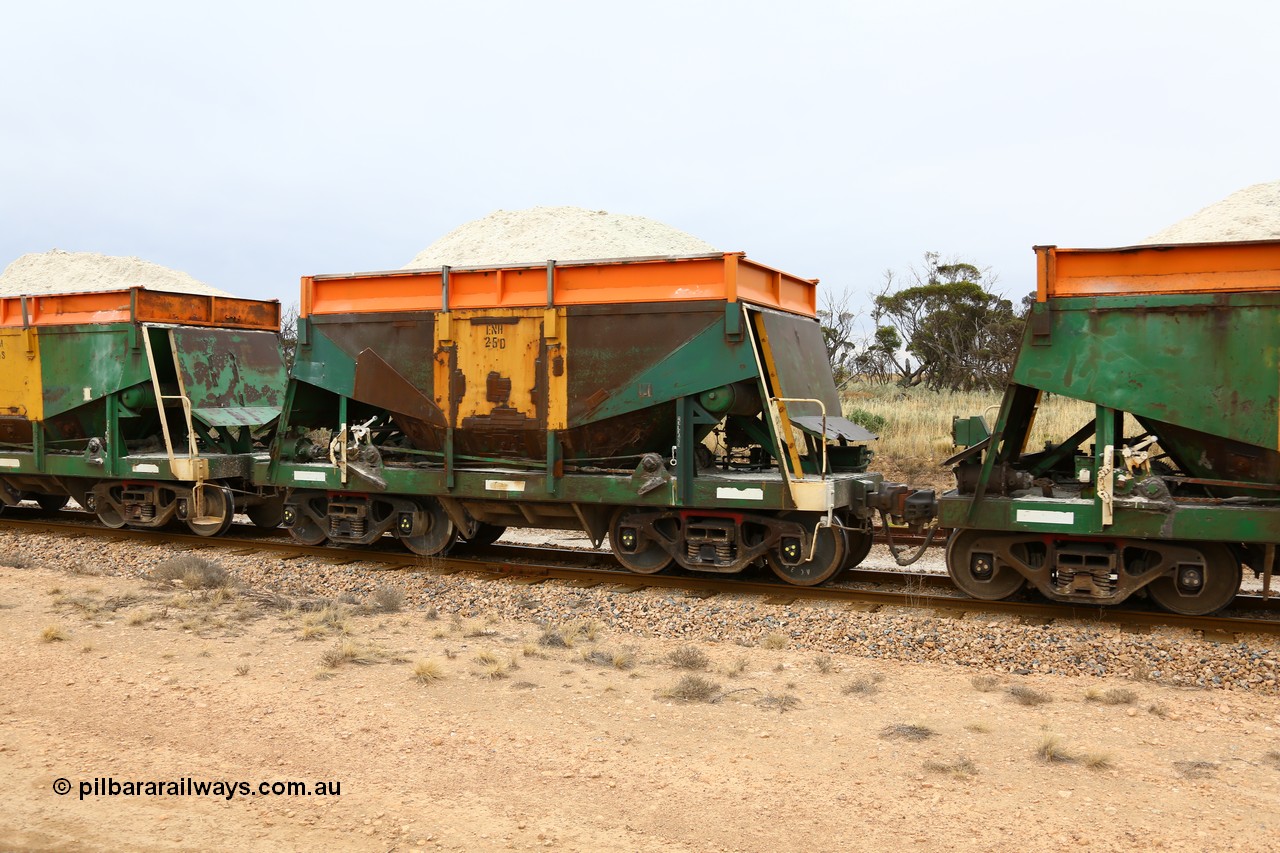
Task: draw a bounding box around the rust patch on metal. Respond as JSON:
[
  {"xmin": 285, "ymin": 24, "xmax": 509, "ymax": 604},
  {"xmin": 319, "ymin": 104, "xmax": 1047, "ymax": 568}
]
[
  {"xmin": 353, "ymin": 348, "xmax": 447, "ymax": 428},
  {"xmin": 584, "ymin": 389, "xmax": 609, "ymax": 411},
  {"xmin": 485, "ymin": 372, "xmax": 512, "ymax": 404}
]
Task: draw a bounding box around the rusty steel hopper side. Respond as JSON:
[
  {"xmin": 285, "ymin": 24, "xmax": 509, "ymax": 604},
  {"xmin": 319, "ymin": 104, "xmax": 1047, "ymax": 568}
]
[{"xmin": 291, "ymin": 253, "xmax": 867, "ymax": 465}]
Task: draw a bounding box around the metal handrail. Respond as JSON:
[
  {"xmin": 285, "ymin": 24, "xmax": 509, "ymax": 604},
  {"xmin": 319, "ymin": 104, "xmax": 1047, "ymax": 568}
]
[{"xmin": 773, "ymin": 397, "xmax": 827, "ymax": 479}]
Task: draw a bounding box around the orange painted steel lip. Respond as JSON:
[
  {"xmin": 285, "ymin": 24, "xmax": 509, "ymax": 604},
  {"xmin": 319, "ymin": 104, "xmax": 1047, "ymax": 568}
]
[
  {"xmin": 301, "ymin": 252, "xmax": 820, "ymax": 319},
  {"xmin": 0, "ymin": 287, "xmax": 280, "ymax": 331},
  {"xmin": 1036, "ymin": 239, "xmax": 1280, "ymax": 301}
]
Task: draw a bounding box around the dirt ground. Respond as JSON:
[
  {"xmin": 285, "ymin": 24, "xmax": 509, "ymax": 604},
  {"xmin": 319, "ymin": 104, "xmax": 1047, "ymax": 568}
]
[{"xmin": 3, "ymin": 563, "xmax": 1279, "ymax": 852}]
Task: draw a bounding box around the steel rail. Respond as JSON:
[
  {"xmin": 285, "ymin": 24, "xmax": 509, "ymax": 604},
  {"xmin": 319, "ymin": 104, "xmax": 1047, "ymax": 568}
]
[{"xmin": 1, "ymin": 514, "xmax": 1277, "ymax": 637}]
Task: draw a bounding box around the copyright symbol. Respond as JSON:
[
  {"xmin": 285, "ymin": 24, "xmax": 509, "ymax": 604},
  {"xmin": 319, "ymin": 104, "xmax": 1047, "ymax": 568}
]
[{"xmin": 52, "ymin": 778, "xmax": 72, "ymax": 796}]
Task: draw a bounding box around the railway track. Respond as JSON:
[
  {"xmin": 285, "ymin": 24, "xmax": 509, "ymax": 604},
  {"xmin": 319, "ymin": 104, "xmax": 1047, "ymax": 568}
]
[{"xmin": 3, "ymin": 509, "xmax": 1278, "ymax": 638}]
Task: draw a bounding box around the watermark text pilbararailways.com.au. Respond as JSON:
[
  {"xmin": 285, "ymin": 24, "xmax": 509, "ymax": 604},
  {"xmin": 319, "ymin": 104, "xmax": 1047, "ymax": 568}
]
[{"xmin": 52, "ymin": 777, "xmax": 342, "ymax": 801}]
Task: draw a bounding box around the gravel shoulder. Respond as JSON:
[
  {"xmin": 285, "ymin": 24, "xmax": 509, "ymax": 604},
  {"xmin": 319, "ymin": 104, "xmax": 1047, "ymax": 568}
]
[{"xmin": 3, "ymin": 531, "xmax": 1280, "ymax": 851}]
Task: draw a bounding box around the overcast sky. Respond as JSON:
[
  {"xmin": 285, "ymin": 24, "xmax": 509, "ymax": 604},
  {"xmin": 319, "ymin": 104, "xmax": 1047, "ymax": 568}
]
[{"xmin": 2, "ymin": 1, "xmax": 1277, "ymax": 313}]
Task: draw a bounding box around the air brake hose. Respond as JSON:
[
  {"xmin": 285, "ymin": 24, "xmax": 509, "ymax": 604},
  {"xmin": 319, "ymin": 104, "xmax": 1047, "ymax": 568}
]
[{"xmin": 878, "ymin": 510, "xmax": 942, "ymax": 567}]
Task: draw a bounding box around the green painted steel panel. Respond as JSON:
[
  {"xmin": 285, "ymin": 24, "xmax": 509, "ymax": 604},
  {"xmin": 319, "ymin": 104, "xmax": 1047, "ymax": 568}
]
[
  {"xmin": 578, "ymin": 314, "xmax": 758, "ymax": 425},
  {"xmin": 267, "ymin": 457, "xmax": 875, "ymax": 513},
  {"xmin": 192, "ymin": 406, "xmax": 283, "ymax": 427},
  {"xmin": 290, "ymin": 324, "xmax": 357, "ymax": 397},
  {"xmin": 939, "ymin": 492, "xmax": 1280, "ymax": 544},
  {"xmin": 1013, "ymin": 292, "xmax": 1280, "ymax": 451},
  {"xmin": 37, "ymin": 324, "xmax": 151, "ymax": 420},
  {"xmin": 170, "ymin": 328, "xmax": 285, "ymax": 417}
]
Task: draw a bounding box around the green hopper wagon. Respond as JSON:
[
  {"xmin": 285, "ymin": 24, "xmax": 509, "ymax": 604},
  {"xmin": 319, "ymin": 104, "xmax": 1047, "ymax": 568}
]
[
  {"xmin": 0, "ymin": 287, "xmax": 287, "ymax": 535},
  {"xmin": 941, "ymin": 240, "xmax": 1280, "ymax": 614},
  {"xmin": 268, "ymin": 253, "xmax": 934, "ymax": 585}
]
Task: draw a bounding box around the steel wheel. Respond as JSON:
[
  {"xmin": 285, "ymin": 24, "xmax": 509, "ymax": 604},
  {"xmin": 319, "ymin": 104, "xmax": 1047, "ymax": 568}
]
[
  {"xmin": 1145, "ymin": 542, "xmax": 1241, "ymax": 616},
  {"xmin": 91, "ymin": 490, "xmax": 126, "ymax": 529},
  {"xmin": 946, "ymin": 529, "xmax": 1026, "ymax": 600},
  {"xmin": 844, "ymin": 529, "xmax": 874, "ymax": 570},
  {"xmin": 460, "ymin": 523, "xmax": 506, "ymax": 547},
  {"xmin": 286, "ymin": 517, "xmax": 327, "ymax": 546},
  {"xmin": 402, "ymin": 499, "xmax": 455, "ymax": 557},
  {"xmin": 35, "ymin": 494, "xmax": 70, "ymax": 512},
  {"xmin": 767, "ymin": 524, "xmax": 847, "ymax": 586},
  {"xmin": 187, "ymin": 484, "xmax": 234, "ymax": 537},
  {"xmin": 609, "ymin": 508, "xmax": 672, "ymax": 574},
  {"xmin": 247, "ymin": 496, "xmax": 285, "ymax": 529}
]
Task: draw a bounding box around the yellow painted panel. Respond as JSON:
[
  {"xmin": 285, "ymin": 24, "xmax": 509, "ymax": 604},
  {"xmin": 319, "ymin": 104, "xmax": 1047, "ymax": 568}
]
[
  {"xmin": 434, "ymin": 308, "xmax": 567, "ymax": 430},
  {"xmin": 0, "ymin": 328, "xmax": 42, "ymax": 420}
]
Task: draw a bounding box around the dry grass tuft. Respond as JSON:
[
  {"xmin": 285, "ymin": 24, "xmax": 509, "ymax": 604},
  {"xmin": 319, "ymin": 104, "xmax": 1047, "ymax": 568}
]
[
  {"xmin": 725, "ymin": 657, "xmax": 749, "ymax": 678},
  {"xmin": 1037, "ymin": 734, "xmax": 1077, "ymax": 763},
  {"xmin": 970, "ymin": 674, "xmax": 1001, "ymax": 692},
  {"xmin": 152, "ymin": 555, "xmax": 229, "ymax": 590},
  {"xmin": 473, "ymin": 649, "xmax": 500, "ymax": 666},
  {"xmin": 660, "ymin": 674, "xmax": 721, "ymax": 703},
  {"xmin": 1085, "ymin": 687, "xmax": 1137, "ymax": 706},
  {"xmin": 320, "ymin": 639, "xmax": 382, "ymax": 669},
  {"xmin": 208, "ymin": 586, "xmax": 237, "ymax": 607},
  {"xmin": 841, "ymin": 381, "xmax": 1095, "ymax": 489},
  {"xmin": 537, "ymin": 623, "xmax": 575, "ymax": 648},
  {"xmin": 370, "ymin": 585, "xmax": 404, "ymax": 614},
  {"xmin": 1146, "ymin": 703, "xmax": 1169, "ymax": 718},
  {"xmin": 582, "ymin": 648, "xmax": 635, "ymax": 670},
  {"xmin": 0, "ymin": 552, "xmax": 37, "ymax": 569},
  {"xmin": 667, "ymin": 645, "xmax": 709, "ymax": 670},
  {"xmin": 41, "ymin": 624, "xmax": 67, "ymax": 643},
  {"xmin": 964, "ymin": 723, "xmax": 991, "ymax": 734},
  {"xmin": 1084, "ymin": 753, "xmax": 1114, "ymax": 771},
  {"xmin": 879, "ymin": 723, "xmax": 935, "ymax": 741},
  {"xmin": 57, "ymin": 594, "xmax": 104, "ymax": 618},
  {"xmin": 234, "ymin": 664, "xmax": 250, "ymax": 676},
  {"xmin": 761, "ymin": 632, "xmax": 788, "ymax": 650},
  {"xmin": 842, "ymin": 673, "xmax": 885, "ymax": 696},
  {"xmin": 1173, "ymin": 760, "xmax": 1218, "ymax": 779},
  {"xmin": 241, "ymin": 588, "xmax": 293, "ymax": 610},
  {"xmin": 755, "ymin": 693, "xmax": 801, "ymax": 713},
  {"xmin": 298, "ymin": 623, "xmax": 327, "ymax": 641},
  {"xmin": 478, "ymin": 662, "xmax": 509, "ymax": 680},
  {"xmin": 813, "ymin": 654, "xmax": 835, "ymax": 674},
  {"xmin": 1007, "ymin": 685, "xmax": 1052, "ymax": 706},
  {"xmin": 924, "ymin": 757, "xmax": 978, "ymax": 777},
  {"xmin": 412, "ymin": 659, "xmax": 445, "ymax": 684},
  {"xmin": 309, "ymin": 605, "xmax": 351, "ymax": 634},
  {"xmin": 535, "ymin": 619, "xmax": 599, "ymax": 648},
  {"xmin": 126, "ymin": 608, "xmax": 162, "ymax": 627}
]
